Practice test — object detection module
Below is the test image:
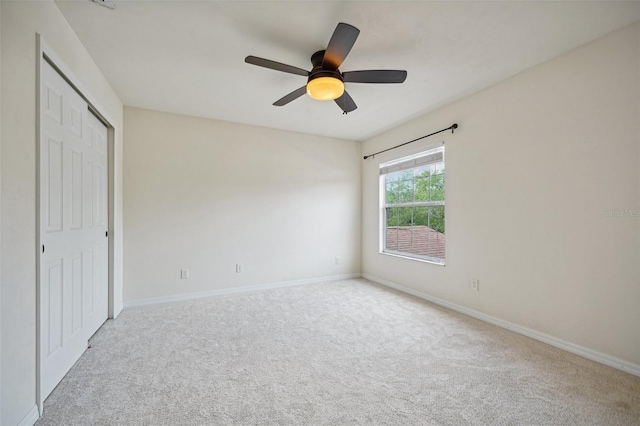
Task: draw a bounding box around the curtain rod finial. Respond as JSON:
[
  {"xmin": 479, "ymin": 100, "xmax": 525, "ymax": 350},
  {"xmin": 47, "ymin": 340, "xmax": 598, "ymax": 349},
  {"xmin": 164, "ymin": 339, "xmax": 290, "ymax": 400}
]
[{"xmin": 451, "ymin": 123, "xmax": 458, "ymax": 133}]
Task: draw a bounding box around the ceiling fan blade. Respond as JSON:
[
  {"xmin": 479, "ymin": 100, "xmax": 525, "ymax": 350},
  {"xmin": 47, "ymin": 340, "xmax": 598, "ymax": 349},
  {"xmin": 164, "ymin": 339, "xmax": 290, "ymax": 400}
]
[
  {"xmin": 322, "ymin": 23, "xmax": 360, "ymax": 71},
  {"xmin": 273, "ymin": 86, "xmax": 308, "ymax": 106},
  {"xmin": 245, "ymin": 56, "xmax": 309, "ymax": 77},
  {"xmin": 334, "ymin": 90, "xmax": 357, "ymax": 113},
  {"xmin": 343, "ymin": 70, "xmax": 407, "ymax": 84}
]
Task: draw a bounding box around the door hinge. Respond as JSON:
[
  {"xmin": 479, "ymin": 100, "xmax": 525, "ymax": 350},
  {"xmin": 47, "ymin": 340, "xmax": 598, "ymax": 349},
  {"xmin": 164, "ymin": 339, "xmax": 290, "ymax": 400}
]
[
  {"xmin": 42, "ymin": 245, "xmax": 45, "ymax": 253},
  {"xmin": 105, "ymin": 231, "xmax": 108, "ymax": 237}
]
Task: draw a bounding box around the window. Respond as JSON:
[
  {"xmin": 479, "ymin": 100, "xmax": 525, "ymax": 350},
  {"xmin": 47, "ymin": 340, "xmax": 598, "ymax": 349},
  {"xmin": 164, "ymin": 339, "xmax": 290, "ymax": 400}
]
[{"xmin": 380, "ymin": 146, "xmax": 445, "ymax": 264}]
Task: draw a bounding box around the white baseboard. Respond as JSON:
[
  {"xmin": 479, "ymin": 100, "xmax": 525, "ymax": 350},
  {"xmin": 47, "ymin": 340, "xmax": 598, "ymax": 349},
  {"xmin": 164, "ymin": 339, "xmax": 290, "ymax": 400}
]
[
  {"xmin": 124, "ymin": 273, "xmax": 362, "ymax": 308},
  {"xmin": 362, "ymin": 274, "xmax": 640, "ymax": 378},
  {"xmin": 17, "ymin": 405, "xmax": 39, "ymax": 426}
]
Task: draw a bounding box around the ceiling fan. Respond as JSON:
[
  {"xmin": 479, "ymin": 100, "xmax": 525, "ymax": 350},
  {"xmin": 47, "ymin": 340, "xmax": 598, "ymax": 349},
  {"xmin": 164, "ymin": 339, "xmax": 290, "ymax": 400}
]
[{"xmin": 245, "ymin": 23, "xmax": 407, "ymax": 114}]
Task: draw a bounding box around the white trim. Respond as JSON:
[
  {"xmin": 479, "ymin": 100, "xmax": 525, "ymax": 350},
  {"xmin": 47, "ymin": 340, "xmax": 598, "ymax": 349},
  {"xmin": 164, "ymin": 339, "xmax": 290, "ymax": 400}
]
[
  {"xmin": 39, "ymin": 37, "xmax": 117, "ymax": 127},
  {"xmin": 124, "ymin": 273, "xmax": 363, "ymax": 308},
  {"xmin": 380, "ymin": 250, "xmax": 445, "ymax": 266},
  {"xmin": 17, "ymin": 405, "xmax": 39, "ymax": 426},
  {"xmin": 362, "ymin": 273, "xmax": 640, "ymax": 378}
]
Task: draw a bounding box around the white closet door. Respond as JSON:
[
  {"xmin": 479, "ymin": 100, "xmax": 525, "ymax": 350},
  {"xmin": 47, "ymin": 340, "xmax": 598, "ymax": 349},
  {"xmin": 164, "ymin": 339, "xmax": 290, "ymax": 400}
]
[
  {"xmin": 40, "ymin": 60, "xmax": 109, "ymax": 401},
  {"xmin": 84, "ymin": 111, "xmax": 109, "ymax": 338}
]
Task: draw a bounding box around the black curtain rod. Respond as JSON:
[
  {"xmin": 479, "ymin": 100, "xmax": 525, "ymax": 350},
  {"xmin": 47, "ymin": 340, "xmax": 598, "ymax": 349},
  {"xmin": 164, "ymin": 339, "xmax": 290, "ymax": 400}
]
[{"xmin": 363, "ymin": 123, "xmax": 458, "ymax": 160}]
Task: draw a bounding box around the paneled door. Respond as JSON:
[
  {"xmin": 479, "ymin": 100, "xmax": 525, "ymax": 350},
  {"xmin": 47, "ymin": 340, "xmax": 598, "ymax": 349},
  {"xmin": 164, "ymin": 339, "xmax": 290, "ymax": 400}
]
[
  {"xmin": 84, "ymin": 111, "xmax": 109, "ymax": 339},
  {"xmin": 39, "ymin": 60, "xmax": 109, "ymax": 401}
]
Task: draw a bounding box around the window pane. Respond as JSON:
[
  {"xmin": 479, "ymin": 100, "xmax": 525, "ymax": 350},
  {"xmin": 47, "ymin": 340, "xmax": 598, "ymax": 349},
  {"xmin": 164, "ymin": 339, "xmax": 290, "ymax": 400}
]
[
  {"xmin": 397, "ymin": 177, "xmax": 413, "ymax": 204},
  {"xmin": 396, "ymin": 207, "xmax": 413, "ymax": 254},
  {"xmin": 385, "ymin": 207, "xmax": 399, "ymax": 251},
  {"xmin": 398, "ymin": 206, "xmax": 413, "ymax": 227},
  {"xmin": 398, "ymin": 170, "xmax": 413, "ymax": 181},
  {"xmin": 386, "ymin": 207, "xmax": 398, "ymax": 226},
  {"xmin": 413, "ymin": 206, "xmax": 428, "ymax": 227},
  {"xmin": 425, "ymin": 205, "xmax": 445, "ymax": 261},
  {"xmin": 385, "ymin": 181, "xmax": 397, "ymax": 204},
  {"xmin": 413, "ymin": 166, "xmax": 430, "ymax": 202},
  {"xmin": 430, "ymin": 168, "xmax": 445, "ymax": 202},
  {"xmin": 428, "ymin": 205, "xmax": 445, "ymax": 234},
  {"xmin": 412, "ymin": 214, "xmax": 428, "ymax": 257}
]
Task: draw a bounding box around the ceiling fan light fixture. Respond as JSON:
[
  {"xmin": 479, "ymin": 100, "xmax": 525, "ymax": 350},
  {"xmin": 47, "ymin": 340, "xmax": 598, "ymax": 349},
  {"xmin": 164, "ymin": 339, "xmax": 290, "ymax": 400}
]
[
  {"xmin": 306, "ymin": 76, "xmax": 344, "ymax": 101},
  {"xmin": 245, "ymin": 23, "xmax": 406, "ymax": 112}
]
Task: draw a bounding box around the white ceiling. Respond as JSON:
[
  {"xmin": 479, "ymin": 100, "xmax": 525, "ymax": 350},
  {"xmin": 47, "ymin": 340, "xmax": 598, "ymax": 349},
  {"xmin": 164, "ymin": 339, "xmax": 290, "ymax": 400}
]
[{"xmin": 55, "ymin": 1, "xmax": 640, "ymax": 141}]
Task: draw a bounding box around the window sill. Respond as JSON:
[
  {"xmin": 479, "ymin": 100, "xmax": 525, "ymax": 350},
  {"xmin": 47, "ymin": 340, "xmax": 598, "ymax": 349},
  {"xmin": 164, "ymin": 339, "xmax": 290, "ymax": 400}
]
[{"xmin": 379, "ymin": 251, "xmax": 445, "ymax": 266}]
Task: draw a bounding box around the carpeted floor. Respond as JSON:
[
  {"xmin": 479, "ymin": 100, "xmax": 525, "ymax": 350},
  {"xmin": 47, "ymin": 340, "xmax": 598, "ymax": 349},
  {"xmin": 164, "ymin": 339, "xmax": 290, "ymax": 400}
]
[{"xmin": 36, "ymin": 278, "xmax": 640, "ymax": 425}]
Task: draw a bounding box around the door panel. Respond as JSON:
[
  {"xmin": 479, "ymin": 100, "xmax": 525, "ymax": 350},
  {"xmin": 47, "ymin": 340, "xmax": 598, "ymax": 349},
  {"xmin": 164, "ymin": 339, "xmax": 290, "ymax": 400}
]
[
  {"xmin": 45, "ymin": 84, "xmax": 63, "ymax": 124},
  {"xmin": 84, "ymin": 248, "xmax": 94, "ymax": 315},
  {"xmin": 45, "ymin": 259, "xmax": 63, "ymax": 356},
  {"xmin": 85, "ymin": 159, "xmax": 94, "ymax": 227},
  {"xmin": 86, "ymin": 112, "xmax": 109, "ymax": 336},
  {"xmin": 71, "ymin": 253, "xmax": 83, "ymax": 335},
  {"xmin": 46, "ymin": 138, "xmax": 63, "ymax": 232},
  {"xmin": 95, "ymin": 127, "xmax": 107, "ymax": 156},
  {"xmin": 93, "ymin": 165, "xmax": 102, "ymax": 226},
  {"xmin": 70, "ymin": 149, "xmax": 83, "ymax": 230},
  {"xmin": 70, "ymin": 105, "xmax": 83, "ymax": 137}
]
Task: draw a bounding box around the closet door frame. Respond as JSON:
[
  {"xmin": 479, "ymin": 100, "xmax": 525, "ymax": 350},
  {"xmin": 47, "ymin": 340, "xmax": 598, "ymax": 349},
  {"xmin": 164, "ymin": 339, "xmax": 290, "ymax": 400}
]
[{"xmin": 36, "ymin": 35, "xmax": 117, "ymax": 415}]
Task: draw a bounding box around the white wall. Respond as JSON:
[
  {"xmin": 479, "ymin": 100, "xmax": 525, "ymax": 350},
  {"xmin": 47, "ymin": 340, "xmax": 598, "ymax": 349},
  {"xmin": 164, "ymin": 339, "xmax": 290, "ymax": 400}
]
[
  {"xmin": 0, "ymin": 1, "xmax": 124, "ymax": 424},
  {"xmin": 124, "ymin": 108, "xmax": 361, "ymax": 303},
  {"xmin": 362, "ymin": 23, "xmax": 640, "ymax": 367},
  {"xmin": 0, "ymin": 2, "xmax": 3, "ymax": 420}
]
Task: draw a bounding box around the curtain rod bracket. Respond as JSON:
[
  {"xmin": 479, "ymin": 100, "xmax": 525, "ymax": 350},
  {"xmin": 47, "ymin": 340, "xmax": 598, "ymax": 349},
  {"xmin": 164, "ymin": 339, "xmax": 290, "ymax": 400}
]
[{"xmin": 363, "ymin": 123, "xmax": 459, "ymax": 160}]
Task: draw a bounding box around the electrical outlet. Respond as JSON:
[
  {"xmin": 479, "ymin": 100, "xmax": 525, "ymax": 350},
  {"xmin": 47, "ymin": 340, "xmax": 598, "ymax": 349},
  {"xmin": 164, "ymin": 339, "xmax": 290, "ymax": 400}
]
[
  {"xmin": 471, "ymin": 279, "xmax": 479, "ymax": 291},
  {"xmin": 235, "ymin": 263, "xmax": 243, "ymax": 273},
  {"xmin": 335, "ymin": 256, "xmax": 340, "ymax": 265},
  {"xmin": 180, "ymin": 269, "xmax": 189, "ymax": 279}
]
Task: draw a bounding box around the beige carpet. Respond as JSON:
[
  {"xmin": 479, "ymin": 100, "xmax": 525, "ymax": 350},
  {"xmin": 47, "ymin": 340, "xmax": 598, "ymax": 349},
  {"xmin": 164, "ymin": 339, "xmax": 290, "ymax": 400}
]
[{"xmin": 36, "ymin": 278, "xmax": 640, "ymax": 425}]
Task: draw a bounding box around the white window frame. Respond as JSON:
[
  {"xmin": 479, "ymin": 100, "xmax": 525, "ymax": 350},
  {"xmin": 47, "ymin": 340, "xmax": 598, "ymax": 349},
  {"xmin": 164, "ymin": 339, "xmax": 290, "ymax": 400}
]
[{"xmin": 379, "ymin": 145, "xmax": 446, "ymax": 265}]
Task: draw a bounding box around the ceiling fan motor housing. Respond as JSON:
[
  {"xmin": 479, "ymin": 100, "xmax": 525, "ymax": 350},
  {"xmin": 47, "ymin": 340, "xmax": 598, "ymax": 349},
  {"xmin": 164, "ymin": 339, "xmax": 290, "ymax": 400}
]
[{"xmin": 309, "ymin": 50, "xmax": 343, "ymax": 83}]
